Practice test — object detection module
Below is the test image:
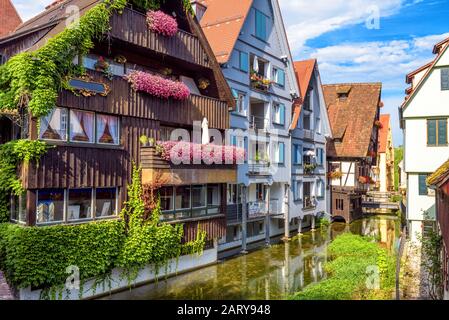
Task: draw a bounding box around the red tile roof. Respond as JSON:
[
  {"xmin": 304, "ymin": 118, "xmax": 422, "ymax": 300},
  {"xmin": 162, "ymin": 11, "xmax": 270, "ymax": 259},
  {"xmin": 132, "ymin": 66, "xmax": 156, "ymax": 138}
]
[
  {"xmin": 290, "ymin": 59, "xmax": 316, "ymax": 130},
  {"xmin": 377, "ymin": 114, "xmax": 390, "ymax": 153},
  {"xmin": 0, "ymin": 0, "xmax": 22, "ymax": 37},
  {"xmin": 323, "ymin": 83, "xmax": 382, "ymax": 159},
  {"xmin": 199, "ymin": 0, "xmax": 253, "ymax": 64}
]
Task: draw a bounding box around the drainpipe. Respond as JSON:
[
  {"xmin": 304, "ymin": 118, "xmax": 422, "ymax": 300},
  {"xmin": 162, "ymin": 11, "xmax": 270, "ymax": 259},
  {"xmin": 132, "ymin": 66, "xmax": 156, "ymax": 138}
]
[
  {"xmin": 241, "ymin": 185, "xmax": 248, "ymax": 254},
  {"xmin": 265, "ymin": 185, "xmax": 271, "ymax": 246},
  {"xmin": 283, "ymin": 183, "xmax": 290, "ymax": 240}
]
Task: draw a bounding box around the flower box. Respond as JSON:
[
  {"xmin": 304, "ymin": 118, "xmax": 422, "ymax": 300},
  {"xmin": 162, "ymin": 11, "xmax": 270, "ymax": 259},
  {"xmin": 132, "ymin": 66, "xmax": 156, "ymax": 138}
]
[
  {"xmin": 126, "ymin": 71, "xmax": 190, "ymax": 100},
  {"xmin": 146, "ymin": 10, "xmax": 178, "ymax": 37}
]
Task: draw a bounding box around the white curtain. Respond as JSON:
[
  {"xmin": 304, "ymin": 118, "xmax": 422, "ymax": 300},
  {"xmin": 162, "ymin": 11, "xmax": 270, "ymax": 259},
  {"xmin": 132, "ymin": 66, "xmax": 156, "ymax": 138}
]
[
  {"xmin": 253, "ymin": 56, "xmax": 259, "ymax": 73},
  {"xmin": 83, "ymin": 112, "xmax": 94, "ymax": 142},
  {"xmin": 109, "ymin": 116, "xmax": 119, "ymax": 144},
  {"xmin": 202, "ymin": 117, "xmax": 209, "ymax": 145},
  {"xmin": 96, "ymin": 115, "xmax": 107, "ymax": 143},
  {"xmin": 70, "ymin": 110, "xmax": 94, "ymax": 142}
]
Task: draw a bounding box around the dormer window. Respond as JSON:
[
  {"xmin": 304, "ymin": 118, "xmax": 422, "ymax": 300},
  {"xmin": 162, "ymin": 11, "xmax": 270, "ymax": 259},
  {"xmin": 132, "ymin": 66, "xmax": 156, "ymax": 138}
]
[
  {"xmin": 192, "ymin": 1, "xmax": 207, "ymax": 21},
  {"xmin": 338, "ymin": 93, "xmax": 348, "ymax": 101}
]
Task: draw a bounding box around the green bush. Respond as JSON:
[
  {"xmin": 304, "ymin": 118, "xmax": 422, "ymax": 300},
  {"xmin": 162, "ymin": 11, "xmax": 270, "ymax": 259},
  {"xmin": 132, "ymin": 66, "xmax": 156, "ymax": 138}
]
[
  {"xmin": 0, "ymin": 220, "xmax": 124, "ymax": 289},
  {"xmin": 291, "ymin": 234, "xmax": 395, "ymax": 300}
]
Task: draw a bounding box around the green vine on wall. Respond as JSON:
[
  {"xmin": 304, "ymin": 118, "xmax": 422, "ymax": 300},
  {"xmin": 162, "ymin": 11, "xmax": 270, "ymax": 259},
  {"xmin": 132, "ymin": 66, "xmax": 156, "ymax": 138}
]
[{"xmin": 0, "ymin": 0, "xmax": 127, "ymax": 118}]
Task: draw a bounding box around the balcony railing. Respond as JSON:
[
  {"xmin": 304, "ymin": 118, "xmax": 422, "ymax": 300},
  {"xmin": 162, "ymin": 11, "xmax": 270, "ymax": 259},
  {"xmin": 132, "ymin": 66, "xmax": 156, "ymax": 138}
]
[
  {"xmin": 110, "ymin": 8, "xmax": 211, "ymax": 68},
  {"xmin": 303, "ymin": 196, "xmax": 316, "ymax": 210},
  {"xmin": 248, "ymin": 201, "xmax": 268, "ymax": 218},
  {"xmin": 303, "ymin": 129, "xmax": 315, "ymax": 141},
  {"xmin": 248, "ymin": 161, "xmax": 271, "ymax": 175},
  {"xmin": 249, "ymin": 115, "xmax": 269, "ymax": 131}
]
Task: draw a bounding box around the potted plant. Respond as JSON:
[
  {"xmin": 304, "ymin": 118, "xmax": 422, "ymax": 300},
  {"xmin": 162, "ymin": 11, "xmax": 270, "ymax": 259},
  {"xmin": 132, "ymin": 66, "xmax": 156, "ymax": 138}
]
[
  {"xmin": 140, "ymin": 135, "xmax": 149, "ymax": 147},
  {"xmin": 198, "ymin": 78, "xmax": 210, "ymax": 90}
]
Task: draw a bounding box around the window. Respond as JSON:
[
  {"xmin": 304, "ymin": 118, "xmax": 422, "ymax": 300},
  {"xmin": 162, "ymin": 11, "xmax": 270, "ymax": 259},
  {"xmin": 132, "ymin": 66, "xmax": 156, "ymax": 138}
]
[
  {"xmin": 96, "ymin": 188, "xmax": 117, "ymax": 217},
  {"xmin": 442, "ymin": 68, "xmax": 449, "ymax": 90},
  {"xmin": 293, "ymin": 180, "xmax": 302, "ymax": 201},
  {"xmin": 338, "ymin": 93, "xmax": 348, "ymax": 101},
  {"xmin": 68, "ymin": 79, "xmax": 109, "ymax": 95},
  {"xmin": 37, "ymin": 189, "xmax": 65, "ymax": 223},
  {"xmin": 192, "ymin": 185, "xmax": 207, "ymax": 217},
  {"xmin": 160, "ymin": 187, "xmax": 174, "ymax": 211},
  {"xmin": 303, "ymin": 114, "xmax": 311, "ymax": 130},
  {"xmin": 316, "ymin": 148, "xmax": 324, "ymax": 166},
  {"xmin": 293, "ymin": 144, "xmax": 302, "ymax": 165},
  {"xmin": 232, "ymin": 89, "xmax": 247, "ymax": 115},
  {"xmin": 207, "ymin": 184, "xmax": 221, "ymax": 214},
  {"xmin": 68, "ymin": 189, "xmax": 92, "ymax": 221},
  {"xmin": 40, "ymin": 108, "xmax": 121, "ymax": 146},
  {"xmin": 316, "ymin": 179, "xmax": 325, "ymax": 198},
  {"xmin": 272, "ymin": 103, "xmax": 285, "ymax": 125},
  {"xmin": 272, "ymin": 68, "xmax": 285, "ymax": 87},
  {"xmin": 70, "ymin": 110, "xmax": 94, "ymax": 143},
  {"xmin": 96, "ymin": 114, "xmax": 119, "ymax": 145},
  {"xmin": 419, "ymin": 174, "xmax": 429, "ymax": 196},
  {"xmin": 39, "ymin": 107, "xmax": 68, "ymax": 141},
  {"xmin": 336, "ymin": 199, "xmax": 344, "ymax": 211},
  {"xmin": 175, "ymin": 186, "xmax": 191, "ymax": 210},
  {"xmin": 274, "ymin": 142, "xmax": 285, "ymax": 164},
  {"xmin": 36, "ymin": 188, "xmax": 118, "ymax": 224},
  {"xmin": 316, "ymin": 117, "xmax": 322, "ymax": 134},
  {"xmin": 227, "ymin": 184, "xmax": 241, "ymax": 204},
  {"xmin": 256, "ymin": 184, "xmax": 267, "ymax": 201},
  {"xmin": 427, "ymin": 119, "xmax": 447, "ymax": 146},
  {"xmin": 237, "ymin": 51, "xmax": 249, "ymax": 72},
  {"xmin": 255, "ymin": 9, "xmax": 267, "ymax": 41},
  {"xmin": 10, "ymin": 194, "xmax": 26, "ymax": 223}
]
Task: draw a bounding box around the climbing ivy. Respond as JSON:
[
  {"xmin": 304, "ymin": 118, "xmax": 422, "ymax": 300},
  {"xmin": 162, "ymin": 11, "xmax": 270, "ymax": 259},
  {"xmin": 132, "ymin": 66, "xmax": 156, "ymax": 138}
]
[
  {"xmin": 0, "ymin": 165, "xmax": 206, "ymax": 296},
  {"xmin": 0, "ymin": 139, "xmax": 50, "ymax": 198},
  {"xmin": 0, "ymin": 0, "xmax": 127, "ymax": 118}
]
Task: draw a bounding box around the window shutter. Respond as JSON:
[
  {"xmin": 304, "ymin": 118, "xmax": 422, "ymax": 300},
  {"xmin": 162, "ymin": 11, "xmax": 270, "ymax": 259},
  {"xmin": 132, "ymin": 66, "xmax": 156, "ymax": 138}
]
[
  {"xmin": 438, "ymin": 119, "xmax": 447, "ymax": 145},
  {"xmin": 428, "ymin": 120, "xmax": 437, "ymax": 145},
  {"xmin": 255, "ymin": 10, "xmax": 266, "ymax": 40},
  {"xmin": 231, "ymin": 88, "xmax": 238, "ymax": 99},
  {"xmin": 279, "ymin": 143, "xmax": 285, "ymax": 164},
  {"xmin": 299, "ymin": 147, "xmax": 303, "ymax": 165},
  {"xmin": 280, "ymin": 104, "xmax": 285, "ymax": 125},
  {"xmin": 419, "ymin": 174, "xmax": 428, "ymax": 195},
  {"xmin": 240, "ymin": 52, "xmax": 249, "ymax": 72},
  {"xmin": 278, "ymin": 70, "xmax": 285, "ymax": 86},
  {"xmin": 441, "ymin": 68, "xmax": 449, "ymax": 90}
]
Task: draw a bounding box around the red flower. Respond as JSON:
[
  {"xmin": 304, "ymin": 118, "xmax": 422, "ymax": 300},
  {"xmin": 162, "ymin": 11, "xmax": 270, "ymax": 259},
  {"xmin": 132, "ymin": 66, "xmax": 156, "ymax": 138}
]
[{"xmin": 126, "ymin": 71, "xmax": 190, "ymax": 100}]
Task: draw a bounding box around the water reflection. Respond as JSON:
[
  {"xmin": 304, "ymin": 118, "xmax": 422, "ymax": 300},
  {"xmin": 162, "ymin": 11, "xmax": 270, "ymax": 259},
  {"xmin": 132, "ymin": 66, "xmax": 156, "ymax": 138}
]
[{"xmin": 103, "ymin": 215, "xmax": 399, "ymax": 300}]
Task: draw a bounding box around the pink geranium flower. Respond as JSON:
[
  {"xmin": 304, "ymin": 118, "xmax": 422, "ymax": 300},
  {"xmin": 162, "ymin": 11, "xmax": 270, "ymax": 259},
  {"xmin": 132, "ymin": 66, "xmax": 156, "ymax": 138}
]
[
  {"xmin": 126, "ymin": 71, "xmax": 190, "ymax": 100},
  {"xmin": 147, "ymin": 10, "xmax": 178, "ymax": 37}
]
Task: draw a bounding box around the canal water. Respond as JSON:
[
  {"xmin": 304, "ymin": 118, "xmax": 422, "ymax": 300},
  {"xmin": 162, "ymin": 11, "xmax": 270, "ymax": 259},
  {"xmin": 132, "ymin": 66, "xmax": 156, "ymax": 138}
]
[{"xmin": 103, "ymin": 215, "xmax": 400, "ymax": 300}]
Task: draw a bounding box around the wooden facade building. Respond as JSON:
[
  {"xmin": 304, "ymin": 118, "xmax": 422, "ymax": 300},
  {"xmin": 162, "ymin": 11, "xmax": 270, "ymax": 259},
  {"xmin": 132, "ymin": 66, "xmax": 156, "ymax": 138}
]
[
  {"xmin": 0, "ymin": 0, "xmax": 236, "ymax": 243},
  {"xmin": 323, "ymin": 83, "xmax": 382, "ymax": 223}
]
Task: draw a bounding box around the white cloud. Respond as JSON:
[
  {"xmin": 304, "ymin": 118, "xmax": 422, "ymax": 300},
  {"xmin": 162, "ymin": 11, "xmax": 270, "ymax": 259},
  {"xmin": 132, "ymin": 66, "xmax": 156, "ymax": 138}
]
[
  {"xmin": 12, "ymin": 0, "xmax": 53, "ymax": 22},
  {"xmin": 279, "ymin": 0, "xmax": 405, "ymax": 54}
]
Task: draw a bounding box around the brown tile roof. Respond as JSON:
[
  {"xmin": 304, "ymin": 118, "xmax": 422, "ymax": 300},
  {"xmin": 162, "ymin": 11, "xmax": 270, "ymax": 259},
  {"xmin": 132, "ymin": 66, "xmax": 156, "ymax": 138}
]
[
  {"xmin": 290, "ymin": 59, "xmax": 316, "ymax": 130},
  {"xmin": 0, "ymin": 0, "xmax": 22, "ymax": 37},
  {"xmin": 323, "ymin": 83, "xmax": 382, "ymax": 159},
  {"xmin": 377, "ymin": 114, "xmax": 390, "ymax": 153},
  {"xmin": 199, "ymin": 0, "xmax": 252, "ymax": 64}
]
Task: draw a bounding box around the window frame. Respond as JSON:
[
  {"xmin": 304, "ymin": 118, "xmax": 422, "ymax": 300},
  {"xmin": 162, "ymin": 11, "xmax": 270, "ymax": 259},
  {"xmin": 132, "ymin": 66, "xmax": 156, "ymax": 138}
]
[
  {"xmin": 427, "ymin": 118, "xmax": 448, "ymax": 146},
  {"xmin": 272, "ymin": 67, "xmax": 285, "ymax": 87},
  {"xmin": 441, "ymin": 67, "xmax": 449, "ymax": 91},
  {"xmin": 272, "ymin": 103, "xmax": 285, "ymax": 126},
  {"xmin": 40, "ymin": 107, "xmax": 121, "ymax": 147},
  {"xmin": 418, "ymin": 174, "xmax": 429, "ymax": 196}
]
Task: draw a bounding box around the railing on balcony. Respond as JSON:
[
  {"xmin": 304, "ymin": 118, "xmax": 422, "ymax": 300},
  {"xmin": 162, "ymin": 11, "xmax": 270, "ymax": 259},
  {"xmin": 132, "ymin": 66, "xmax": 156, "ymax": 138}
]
[
  {"xmin": 248, "ymin": 201, "xmax": 268, "ymax": 218},
  {"xmin": 269, "ymin": 199, "xmax": 282, "ymax": 215},
  {"xmin": 303, "ymin": 196, "xmax": 316, "ymax": 210},
  {"xmin": 249, "ymin": 115, "xmax": 269, "ymax": 131},
  {"xmin": 248, "ymin": 161, "xmax": 271, "ymax": 175},
  {"xmin": 303, "ymin": 129, "xmax": 315, "ymax": 141},
  {"xmin": 110, "ymin": 8, "xmax": 211, "ymax": 68}
]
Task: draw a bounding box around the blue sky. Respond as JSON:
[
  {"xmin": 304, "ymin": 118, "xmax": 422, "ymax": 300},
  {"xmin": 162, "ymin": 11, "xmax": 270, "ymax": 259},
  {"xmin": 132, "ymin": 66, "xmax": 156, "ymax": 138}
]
[{"xmin": 12, "ymin": 0, "xmax": 449, "ymax": 146}]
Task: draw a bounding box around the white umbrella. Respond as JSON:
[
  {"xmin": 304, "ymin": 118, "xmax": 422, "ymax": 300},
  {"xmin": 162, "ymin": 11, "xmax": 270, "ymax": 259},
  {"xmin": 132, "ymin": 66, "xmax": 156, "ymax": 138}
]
[
  {"xmin": 253, "ymin": 56, "xmax": 259, "ymax": 73},
  {"xmin": 305, "ymin": 150, "xmax": 316, "ymax": 157},
  {"xmin": 201, "ymin": 117, "xmax": 209, "ymax": 144}
]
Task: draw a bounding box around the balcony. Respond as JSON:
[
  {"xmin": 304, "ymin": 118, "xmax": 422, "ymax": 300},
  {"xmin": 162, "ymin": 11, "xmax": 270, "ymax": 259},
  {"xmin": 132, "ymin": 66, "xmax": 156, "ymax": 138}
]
[
  {"xmin": 248, "ymin": 201, "xmax": 268, "ymax": 218},
  {"xmin": 303, "ymin": 129, "xmax": 315, "ymax": 141},
  {"xmin": 249, "ymin": 115, "xmax": 269, "ymax": 131},
  {"xmin": 248, "ymin": 161, "xmax": 271, "ymax": 176},
  {"xmin": 110, "ymin": 8, "xmax": 211, "ymax": 68},
  {"xmin": 140, "ymin": 146, "xmax": 237, "ymax": 185},
  {"xmin": 303, "ymin": 196, "xmax": 316, "ymax": 211}
]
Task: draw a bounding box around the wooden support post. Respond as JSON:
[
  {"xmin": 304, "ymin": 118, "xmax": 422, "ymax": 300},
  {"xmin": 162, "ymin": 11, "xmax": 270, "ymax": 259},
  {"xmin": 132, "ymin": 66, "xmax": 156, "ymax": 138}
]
[
  {"xmin": 241, "ymin": 185, "xmax": 248, "ymax": 254},
  {"xmin": 265, "ymin": 185, "xmax": 270, "ymax": 246}
]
